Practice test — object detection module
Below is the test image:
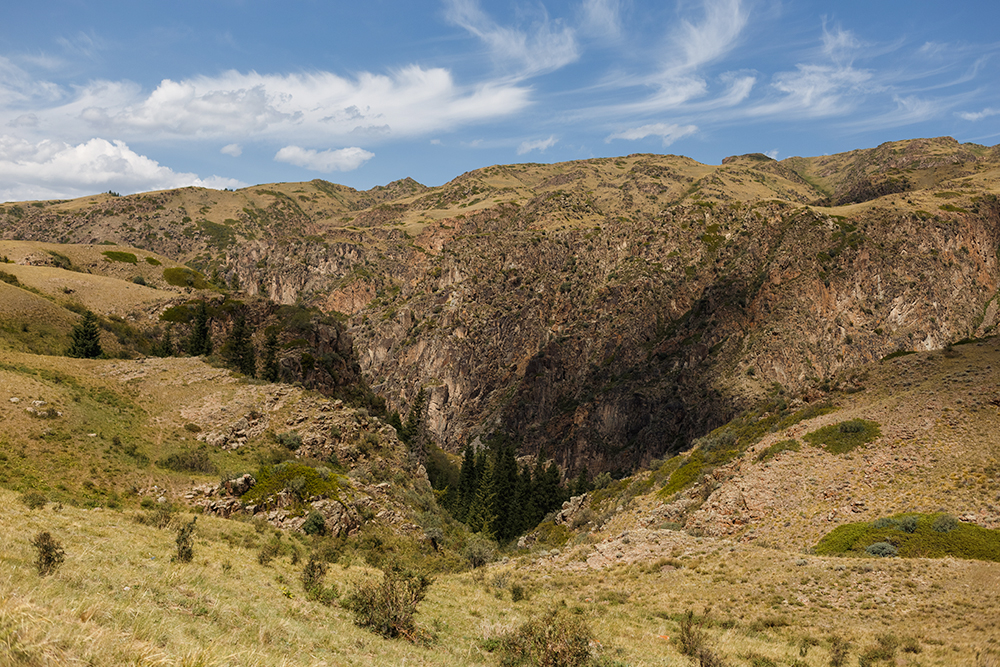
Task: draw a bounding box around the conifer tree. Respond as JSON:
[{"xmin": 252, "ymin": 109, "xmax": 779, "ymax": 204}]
[
  {"xmin": 466, "ymin": 453, "xmax": 497, "ymax": 538},
  {"xmin": 67, "ymin": 310, "xmax": 103, "ymax": 359},
  {"xmin": 222, "ymin": 309, "xmax": 255, "ymax": 376},
  {"xmin": 260, "ymin": 328, "xmax": 280, "ymax": 382},
  {"xmin": 151, "ymin": 326, "xmax": 174, "ymax": 357},
  {"xmin": 455, "ymin": 446, "xmax": 477, "ymax": 522},
  {"xmin": 492, "ymin": 446, "xmax": 520, "ymax": 543},
  {"xmin": 187, "ymin": 300, "xmax": 212, "ymax": 356}
]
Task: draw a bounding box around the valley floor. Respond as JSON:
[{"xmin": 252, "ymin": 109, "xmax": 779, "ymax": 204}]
[{"xmin": 3, "ymin": 490, "xmax": 997, "ymax": 667}]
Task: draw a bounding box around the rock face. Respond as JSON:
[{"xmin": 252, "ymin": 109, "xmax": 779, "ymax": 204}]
[{"xmin": 3, "ymin": 137, "xmax": 1000, "ymax": 476}]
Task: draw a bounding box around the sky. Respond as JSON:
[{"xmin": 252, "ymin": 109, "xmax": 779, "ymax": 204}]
[{"xmin": 1, "ymin": 0, "xmax": 998, "ymax": 202}]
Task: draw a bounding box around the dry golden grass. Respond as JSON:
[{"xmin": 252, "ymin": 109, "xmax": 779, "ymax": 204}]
[{"xmin": 4, "ymin": 491, "xmax": 999, "ymax": 666}]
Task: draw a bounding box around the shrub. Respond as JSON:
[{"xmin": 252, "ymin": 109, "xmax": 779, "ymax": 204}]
[
  {"xmin": 828, "ymin": 635, "xmax": 852, "ymax": 667},
  {"xmin": 932, "ymin": 513, "xmax": 958, "ymax": 533},
  {"xmin": 158, "ymin": 447, "xmax": 215, "ymax": 474},
  {"xmin": 175, "ymin": 517, "xmax": 196, "ymax": 563},
  {"xmin": 495, "ymin": 608, "xmax": 594, "ymax": 667},
  {"xmin": 276, "ymin": 431, "xmax": 303, "ymax": 450},
  {"xmin": 31, "ymin": 531, "xmax": 66, "ymax": 576},
  {"xmin": 302, "ymin": 511, "xmax": 327, "ymax": 536},
  {"xmin": 258, "ymin": 537, "xmax": 282, "ymax": 566},
  {"xmin": 20, "ymin": 491, "xmax": 48, "ymax": 510},
  {"xmin": 463, "ymin": 533, "xmax": 497, "ymax": 569},
  {"xmin": 343, "ymin": 567, "xmax": 434, "ymax": 642},
  {"xmin": 302, "ymin": 556, "xmax": 328, "ymax": 595},
  {"xmin": 859, "ymin": 634, "xmax": 898, "ymax": 666},
  {"xmin": 132, "ymin": 275, "xmax": 147, "ymax": 286},
  {"xmin": 898, "ymin": 516, "xmax": 918, "ymax": 534},
  {"xmin": 676, "ymin": 610, "xmax": 707, "ymax": 657},
  {"xmin": 865, "ymin": 542, "xmax": 898, "ymax": 557},
  {"xmin": 804, "ymin": 419, "xmax": 880, "ymax": 454},
  {"xmin": 756, "ymin": 439, "xmax": 800, "ymax": 463}
]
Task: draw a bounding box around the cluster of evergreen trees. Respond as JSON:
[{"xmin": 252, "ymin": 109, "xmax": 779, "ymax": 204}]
[{"xmin": 444, "ymin": 445, "xmax": 569, "ymax": 544}]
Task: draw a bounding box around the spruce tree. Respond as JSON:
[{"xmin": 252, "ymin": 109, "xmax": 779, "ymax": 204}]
[
  {"xmin": 492, "ymin": 446, "xmax": 520, "ymax": 543},
  {"xmin": 260, "ymin": 328, "xmax": 280, "ymax": 382},
  {"xmin": 466, "ymin": 453, "xmax": 497, "ymax": 538},
  {"xmin": 222, "ymin": 310, "xmax": 255, "ymax": 377},
  {"xmin": 67, "ymin": 310, "xmax": 103, "ymax": 358},
  {"xmin": 455, "ymin": 446, "xmax": 477, "ymax": 522},
  {"xmin": 151, "ymin": 326, "xmax": 174, "ymax": 358},
  {"xmin": 187, "ymin": 300, "xmax": 212, "ymax": 356}
]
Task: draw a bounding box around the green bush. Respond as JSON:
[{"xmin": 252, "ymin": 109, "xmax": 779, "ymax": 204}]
[
  {"xmin": 343, "ymin": 567, "xmax": 434, "ymax": 642},
  {"xmin": 31, "ymin": 531, "xmax": 66, "ymax": 576},
  {"xmin": 302, "ymin": 511, "xmax": 327, "ymax": 536},
  {"xmin": 865, "ymin": 542, "xmax": 898, "ymax": 557},
  {"xmin": 932, "ymin": 514, "xmax": 958, "ymax": 533},
  {"xmin": 463, "ymin": 533, "xmax": 497, "ymax": 568},
  {"xmin": 804, "ymin": 419, "xmax": 880, "ymax": 454},
  {"xmin": 276, "ymin": 431, "xmax": 303, "ymax": 450},
  {"xmin": 494, "ymin": 608, "xmax": 594, "ymax": 667}
]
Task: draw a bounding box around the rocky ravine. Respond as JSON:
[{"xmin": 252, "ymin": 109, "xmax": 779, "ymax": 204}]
[{"xmin": 3, "ymin": 137, "xmax": 1000, "ymax": 476}]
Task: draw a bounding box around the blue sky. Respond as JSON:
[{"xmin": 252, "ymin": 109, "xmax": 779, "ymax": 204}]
[{"xmin": 1, "ymin": 0, "xmax": 998, "ymax": 202}]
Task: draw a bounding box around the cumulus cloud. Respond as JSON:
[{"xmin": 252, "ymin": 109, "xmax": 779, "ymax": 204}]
[
  {"xmin": 605, "ymin": 122, "xmax": 697, "ymax": 145},
  {"xmin": 516, "ymin": 135, "xmax": 557, "ymax": 155},
  {"xmin": 445, "ymin": 0, "xmax": 579, "ymax": 76},
  {"xmin": 220, "ymin": 143, "xmax": 242, "ymax": 157},
  {"xmin": 55, "ymin": 67, "xmax": 532, "ymax": 143},
  {"xmin": 274, "ymin": 145, "xmax": 374, "ymax": 173},
  {"xmin": 0, "ymin": 135, "xmax": 243, "ymax": 202}
]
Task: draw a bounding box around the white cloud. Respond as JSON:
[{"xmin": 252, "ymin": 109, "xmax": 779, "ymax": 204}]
[
  {"xmin": 445, "ymin": 0, "xmax": 579, "ymax": 76},
  {"xmin": 274, "ymin": 145, "xmax": 374, "ymax": 173},
  {"xmin": 517, "ymin": 135, "xmax": 557, "ymax": 155},
  {"xmin": 765, "ymin": 149, "xmax": 779, "ymax": 159},
  {"xmin": 580, "ymin": 0, "xmax": 625, "ymax": 40},
  {"xmin": 958, "ymin": 107, "xmax": 999, "ymax": 121},
  {"xmin": 47, "ymin": 67, "xmax": 532, "ymax": 143},
  {"xmin": 0, "ymin": 135, "xmax": 243, "ymax": 203},
  {"xmin": 605, "ymin": 123, "xmax": 697, "ymax": 145},
  {"xmin": 670, "ymin": 0, "xmax": 749, "ymax": 72},
  {"xmin": 220, "ymin": 143, "xmax": 242, "ymax": 157}
]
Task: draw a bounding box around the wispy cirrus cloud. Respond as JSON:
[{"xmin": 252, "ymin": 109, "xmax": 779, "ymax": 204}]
[
  {"xmin": 517, "ymin": 135, "xmax": 557, "ymax": 154},
  {"xmin": 0, "ymin": 135, "xmax": 243, "ymax": 202},
  {"xmin": 444, "ymin": 0, "xmax": 579, "ymax": 77},
  {"xmin": 579, "ymin": 0, "xmax": 626, "ymax": 40},
  {"xmin": 274, "ymin": 145, "xmax": 374, "ymax": 173},
  {"xmin": 605, "ymin": 122, "xmax": 697, "ymax": 145}
]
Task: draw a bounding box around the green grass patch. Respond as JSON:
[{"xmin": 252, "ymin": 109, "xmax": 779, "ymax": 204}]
[
  {"xmin": 814, "ymin": 513, "xmax": 1000, "ymax": 561},
  {"xmin": 144, "ymin": 256, "xmax": 162, "ymax": 266},
  {"xmin": 241, "ymin": 461, "xmax": 341, "ymax": 506},
  {"xmin": 803, "ymin": 419, "xmax": 880, "ymax": 454},
  {"xmin": 755, "ymin": 439, "xmax": 800, "ymax": 463},
  {"xmin": 163, "ymin": 267, "xmax": 210, "ymax": 289},
  {"xmin": 658, "ymin": 450, "xmax": 705, "ymax": 498},
  {"xmin": 102, "ymin": 250, "xmax": 138, "ymax": 264}
]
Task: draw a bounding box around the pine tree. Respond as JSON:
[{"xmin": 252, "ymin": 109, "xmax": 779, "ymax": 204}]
[
  {"xmin": 260, "ymin": 328, "xmax": 280, "ymax": 381},
  {"xmin": 67, "ymin": 310, "xmax": 103, "ymax": 358},
  {"xmin": 222, "ymin": 309, "xmax": 255, "ymax": 377},
  {"xmin": 402, "ymin": 388, "xmax": 427, "ymax": 445},
  {"xmin": 571, "ymin": 465, "xmax": 591, "ymax": 497},
  {"xmin": 187, "ymin": 300, "xmax": 212, "ymax": 356}
]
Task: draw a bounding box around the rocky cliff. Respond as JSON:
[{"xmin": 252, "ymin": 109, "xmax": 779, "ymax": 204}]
[{"xmin": 3, "ymin": 136, "xmax": 999, "ymax": 474}]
